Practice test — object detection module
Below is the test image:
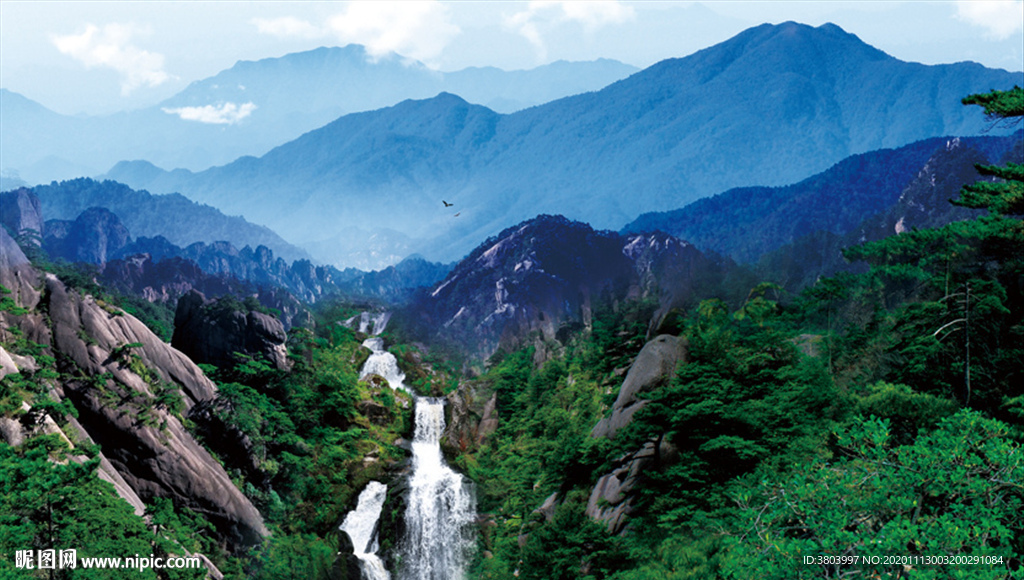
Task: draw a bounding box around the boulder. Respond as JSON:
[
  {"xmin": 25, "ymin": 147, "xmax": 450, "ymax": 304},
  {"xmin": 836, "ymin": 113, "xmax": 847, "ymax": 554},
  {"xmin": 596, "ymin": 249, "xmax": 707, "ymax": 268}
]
[
  {"xmin": 591, "ymin": 334, "xmax": 686, "ymax": 439},
  {"xmin": 172, "ymin": 290, "xmax": 291, "ymax": 371},
  {"xmin": 533, "ymin": 492, "xmax": 559, "ymax": 522}
]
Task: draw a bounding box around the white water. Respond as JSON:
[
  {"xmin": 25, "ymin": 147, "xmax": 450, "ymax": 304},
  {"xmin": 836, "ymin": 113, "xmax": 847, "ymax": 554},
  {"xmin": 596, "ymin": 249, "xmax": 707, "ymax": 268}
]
[
  {"xmin": 358, "ymin": 311, "xmax": 392, "ymax": 335},
  {"xmin": 340, "ymin": 481, "xmax": 391, "ymax": 580},
  {"xmin": 400, "ymin": 398, "xmax": 476, "ymax": 580},
  {"xmin": 353, "ymin": 313, "xmax": 476, "ymax": 580},
  {"xmin": 360, "ymin": 337, "xmax": 407, "ymax": 390}
]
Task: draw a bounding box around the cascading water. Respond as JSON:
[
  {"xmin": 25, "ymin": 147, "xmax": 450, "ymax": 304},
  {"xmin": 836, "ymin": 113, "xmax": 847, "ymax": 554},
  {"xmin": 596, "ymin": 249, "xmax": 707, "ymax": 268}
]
[
  {"xmin": 340, "ymin": 481, "xmax": 391, "ymax": 580},
  {"xmin": 399, "ymin": 399, "xmax": 476, "ymax": 580},
  {"xmin": 360, "ymin": 337, "xmax": 407, "ymax": 390},
  {"xmin": 351, "ymin": 312, "xmax": 476, "ymax": 579},
  {"xmin": 358, "ymin": 311, "xmax": 392, "ymax": 335}
]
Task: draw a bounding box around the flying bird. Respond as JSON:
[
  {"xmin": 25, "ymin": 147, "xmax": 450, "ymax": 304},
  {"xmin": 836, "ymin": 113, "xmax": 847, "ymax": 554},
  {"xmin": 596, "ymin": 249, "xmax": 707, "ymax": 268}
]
[
  {"xmin": 443, "ymin": 200, "xmax": 453, "ymax": 207},
  {"xmin": 454, "ymin": 212, "xmax": 461, "ymax": 217}
]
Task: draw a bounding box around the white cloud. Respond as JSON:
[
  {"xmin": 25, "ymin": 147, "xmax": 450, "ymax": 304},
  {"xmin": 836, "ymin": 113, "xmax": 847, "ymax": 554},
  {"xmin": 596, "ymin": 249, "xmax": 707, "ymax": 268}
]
[
  {"xmin": 955, "ymin": 0, "xmax": 1024, "ymax": 39},
  {"xmin": 557, "ymin": 1, "xmax": 635, "ymax": 30},
  {"xmin": 251, "ymin": 16, "xmax": 324, "ymax": 40},
  {"xmin": 162, "ymin": 102, "xmax": 257, "ymax": 125},
  {"xmin": 504, "ymin": 1, "xmax": 635, "ymax": 58},
  {"xmin": 52, "ymin": 23, "xmax": 171, "ymax": 95},
  {"xmin": 326, "ymin": 1, "xmax": 460, "ymax": 65}
]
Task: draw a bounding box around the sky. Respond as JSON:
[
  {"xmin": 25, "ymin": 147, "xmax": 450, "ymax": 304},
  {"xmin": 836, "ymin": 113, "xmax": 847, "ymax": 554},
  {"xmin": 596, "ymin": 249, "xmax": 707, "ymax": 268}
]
[{"xmin": 1, "ymin": 1, "xmax": 1022, "ymax": 116}]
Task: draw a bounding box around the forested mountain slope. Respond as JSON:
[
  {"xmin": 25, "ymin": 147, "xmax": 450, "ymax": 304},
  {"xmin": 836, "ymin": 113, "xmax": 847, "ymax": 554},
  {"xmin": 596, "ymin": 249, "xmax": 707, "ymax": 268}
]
[{"xmin": 624, "ymin": 132, "xmax": 1022, "ymax": 264}]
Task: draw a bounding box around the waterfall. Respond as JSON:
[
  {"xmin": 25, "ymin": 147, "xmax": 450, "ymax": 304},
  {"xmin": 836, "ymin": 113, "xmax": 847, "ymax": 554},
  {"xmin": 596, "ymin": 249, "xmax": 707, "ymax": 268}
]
[
  {"xmin": 353, "ymin": 313, "xmax": 476, "ymax": 580},
  {"xmin": 360, "ymin": 337, "xmax": 407, "ymax": 390},
  {"xmin": 340, "ymin": 481, "xmax": 391, "ymax": 580},
  {"xmin": 399, "ymin": 398, "xmax": 476, "ymax": 580},
  {"xmin": 357, "ymin": 311, "xmax": 392, "ymax": 335}
]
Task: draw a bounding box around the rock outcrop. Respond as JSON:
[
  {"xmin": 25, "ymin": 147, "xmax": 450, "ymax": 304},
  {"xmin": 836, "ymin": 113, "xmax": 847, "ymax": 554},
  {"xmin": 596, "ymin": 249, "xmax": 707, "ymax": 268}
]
[
  {"xmin": 3, "ymin": 249, "xmax": 268, "ymax": 550},
  {"xmin": 585, "ymin": 334, "xmax": 687, "ymax": 534},
  {"xmin": 591, "ymin": 334, "xmax": 686, "ymax": 439},
  {"xmin": 0, "ymin": 346, "xmax": 149, "ymax": 518},
  {"xmin": 173, "ymin": 290, "xmax": 291, "ymax": 372},
  {"xmin": 1, "ymin": 227, "xmax": 42, "ymax": 312},
  {"xmin": 585, "ymin": 437, "xmax": 678, "ymax": 534},
  {"xmin": 41, "ymin": 275, "xmax": 269, "ymax": 546},
  {"xmin": 44, "ymin": 207, "xmax": 130, "ymax": 264},
  {"xmin": 443, "ymin": 381, "xmax": 499, "ymax": 455},
  {"xmin": 0, "ymin": 188, "xmax": 44, "ymax": 244}
]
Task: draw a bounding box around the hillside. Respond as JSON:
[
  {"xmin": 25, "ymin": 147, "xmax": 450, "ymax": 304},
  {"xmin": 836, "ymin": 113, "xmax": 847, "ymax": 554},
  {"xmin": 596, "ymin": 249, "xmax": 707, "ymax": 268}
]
[
  {"xmin": 106, "ymin": 22, "xmax": 1023, "ymax": 268},
  {"xmin": 756, "ymin": 134, "xmax": 1024, "ymax": 291}
]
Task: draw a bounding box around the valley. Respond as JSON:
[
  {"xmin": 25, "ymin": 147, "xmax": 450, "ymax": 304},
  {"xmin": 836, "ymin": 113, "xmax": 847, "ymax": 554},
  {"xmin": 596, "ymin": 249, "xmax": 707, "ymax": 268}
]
[{"xmin": 2, "ymin": 16, "xmax": 1023, "ymax": 580}]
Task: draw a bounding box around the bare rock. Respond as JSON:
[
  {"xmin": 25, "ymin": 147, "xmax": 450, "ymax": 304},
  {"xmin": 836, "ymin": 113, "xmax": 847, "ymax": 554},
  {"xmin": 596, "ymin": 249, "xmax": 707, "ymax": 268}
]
[
  {"xmin": 172, "ymin": 290, "xmax": 291, "ymax": 372},
  {"xmin": 43, "ymin": 276, "xmax": 267, "ymax": 548},
  {"xmin": 46, "ymin": 276, "xmax": 216, "ymax": 408},
  {"xmin": 591, "ymin": 334, "xmax": 686, "ymax": 439},
  {"xmin": 444, "ymin": 381, "xmax": 498, "ymax": 454},
  {"xmin": 0, "ymin": 226, "xmax": 42, "ymax": 311},
  {"xmin": 0, "ymin": 188, "xmax": 43, "ymax": 244},
  {"xmin": 43, "ymin": 207, "xmax": 130, "ymax": 264},
  {"xmin": 585, "ymin": 437, "xmax": 676, "ymax": 534},
  {"xmin": 533, "ymin": 492, "xmax": 559, "ymax": 522}
]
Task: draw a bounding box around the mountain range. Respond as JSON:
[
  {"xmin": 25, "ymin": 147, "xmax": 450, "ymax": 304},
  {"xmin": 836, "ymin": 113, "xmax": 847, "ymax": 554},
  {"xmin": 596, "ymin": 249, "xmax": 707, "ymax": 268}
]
[
  {"xmin": 103, "ymin": 22, "xmax": 1022, "ymax": 269},
  {"xmin": 624, "ymin": 132, "xmax": 1023, "ymax": 264},
  {"xmin": 23, "ymin": 178, "xmax": 310, "ymax": 262},
  {"xmin": 0, "ymin": 47, "xmax": 636, "ymax": 183}
]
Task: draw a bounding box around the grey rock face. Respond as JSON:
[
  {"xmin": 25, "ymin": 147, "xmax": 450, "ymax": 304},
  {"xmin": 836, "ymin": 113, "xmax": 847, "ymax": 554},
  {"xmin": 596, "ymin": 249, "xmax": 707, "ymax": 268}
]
[
  {"xmin": 0, "ymin": 226, "xmax": 41, "ymax": 311},
  {"xmin": 46, "ymin": 277, "xmax": 216, "ymax": 408},
  {"xmin": 585, "ymin": 334, "xmax": 686, "ymax": 533},
  {"xmin": 585, "ymin": 437, "xmax": 677, "ymax": 534},
  {"xmin": 42, "ymin": 276, "xmax": 268, "ymax": 547},
  {"xmin": 172, "ymin": 290, "xmax": 291, "ymax": 372},
  {"xmin": 591, "ymin": 334, "xmax": 686, "ymax": 439},
  {"xmin": 0, "ymin": 188, "xmax": 44, "ymax": 244},
  {"xmin": 444, "ymin": 382, "xmax": 499, "ymax": 454}
]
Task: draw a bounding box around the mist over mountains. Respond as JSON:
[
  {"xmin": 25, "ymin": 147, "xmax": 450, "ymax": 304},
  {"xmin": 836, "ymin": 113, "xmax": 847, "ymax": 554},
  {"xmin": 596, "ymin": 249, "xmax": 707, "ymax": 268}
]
[
  {"xmin": 103, "ymin": 22, "xmax": 1022, "ymax": 268},
  {"xmin": 1, "ymin": 46, "xmax": 636, "ymax": 183}
]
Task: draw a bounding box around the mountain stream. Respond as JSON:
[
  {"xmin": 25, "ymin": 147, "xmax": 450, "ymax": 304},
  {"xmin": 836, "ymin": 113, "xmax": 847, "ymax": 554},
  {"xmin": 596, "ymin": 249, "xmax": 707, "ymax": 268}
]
[{"xmin": 340, "ymin": 313, "xmax": 475, "ymax": 580}]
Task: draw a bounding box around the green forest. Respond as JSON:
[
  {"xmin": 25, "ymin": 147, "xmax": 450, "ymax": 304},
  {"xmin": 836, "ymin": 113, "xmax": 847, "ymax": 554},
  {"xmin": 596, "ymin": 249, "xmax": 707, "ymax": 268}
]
[{"xmin": 1, "ymin": 88, "xmax": 1022, "ymax": 579}]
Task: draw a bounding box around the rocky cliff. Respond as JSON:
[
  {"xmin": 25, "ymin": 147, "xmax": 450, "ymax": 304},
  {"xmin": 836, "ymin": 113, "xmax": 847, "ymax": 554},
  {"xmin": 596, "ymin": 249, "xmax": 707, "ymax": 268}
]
[
  {"xmin": 2, "ymin": 228, "xmax": 268, "ymax": 549},
  {"xmin": 173, "ymin": 290, "xmax": 291, "ymax": 372},
  {"xmin": 0, "ymin": 187, "xmax": 43, "ymax": 245},
  {"xmin": 585, "ymin": 334, "xmax": 687, "ymax": 534}
]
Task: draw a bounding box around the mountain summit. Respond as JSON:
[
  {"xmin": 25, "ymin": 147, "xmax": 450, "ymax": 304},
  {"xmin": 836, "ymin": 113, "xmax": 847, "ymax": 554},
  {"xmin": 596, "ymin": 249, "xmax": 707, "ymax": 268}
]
[{"xmin": 108, "ymin": 22, "xmax": 1022, "ymax": 268}]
